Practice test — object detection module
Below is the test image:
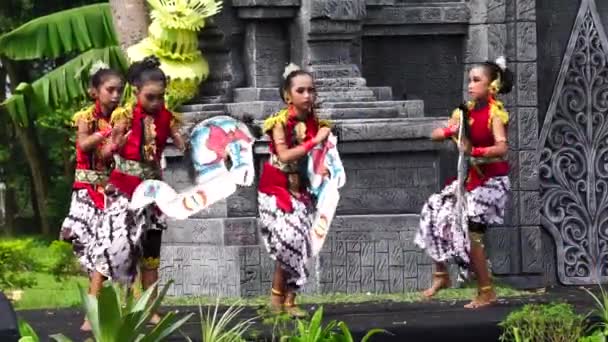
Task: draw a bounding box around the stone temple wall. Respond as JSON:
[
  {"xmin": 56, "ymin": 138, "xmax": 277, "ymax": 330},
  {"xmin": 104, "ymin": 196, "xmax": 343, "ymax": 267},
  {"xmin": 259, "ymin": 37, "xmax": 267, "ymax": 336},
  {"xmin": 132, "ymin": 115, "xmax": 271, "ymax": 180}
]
[{"xmin": 158, "ymin": 0, "xmax": 547, "ymax": 297}]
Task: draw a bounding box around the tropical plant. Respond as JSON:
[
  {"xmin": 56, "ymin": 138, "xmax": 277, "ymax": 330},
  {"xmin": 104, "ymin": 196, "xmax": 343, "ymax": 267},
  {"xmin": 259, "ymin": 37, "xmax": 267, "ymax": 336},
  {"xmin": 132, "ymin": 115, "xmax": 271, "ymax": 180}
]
[
  {"xmin": 127, "ymin": 0, "xmax": 223, "ymax": 109},
  {"xmin": 0, "ymin": 3, "xmax": 128, "ymax": 234},
  {"xmin": 280, "ymin": 306, "xmax": 389, "ymax": 342},
  {"xmin": 51, "ymin": 280, "xmax": 193, "ymax": 342},
  {"xmin": 18, "ymin": 319, "xmax": 40, "ymax": 342},
  {"xmin": 499, "ymin": 303, "xmax": 586, "ymax": 342},
  {"xmin": 583, "ymin": 286, "xmax": 608, "ymax": 337},
  {"xmin": 185, "ymin": 298, "xmax": 256, "ymax": 342}
]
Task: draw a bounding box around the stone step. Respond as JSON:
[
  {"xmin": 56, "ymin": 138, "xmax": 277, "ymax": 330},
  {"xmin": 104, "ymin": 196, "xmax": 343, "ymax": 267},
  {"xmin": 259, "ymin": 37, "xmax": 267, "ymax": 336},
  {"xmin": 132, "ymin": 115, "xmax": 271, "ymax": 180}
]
[
  {"xmin": 318, "ymin": 96, "xmax": 378, "ymax": 103},
  {"xmin": 317, "ymin": 89, "xmax": 377, "ymax": 102},
  {"xmin": 315, "ymin": 77, "xmax": 367, "ymax": 88},
  {"xmin": 310, "ymin": 64, "xmax": 361, "ymax": 78},
  {"xmin": 182, "ymin": 110, "xmax": 227, "ymax": 124},
  {"xmin": 179, "ymin": 103, "xmax": 226, "ymax": 112},
  {"xmin": 369, "ymin": 87, "xmax": 393, "ymax": 101},
  {"xmin": 316, "ymin": 106, "xmax": 399, "ymax": 119},
  {"xmin": 320, "ymin": 100, "xmax": 424, "ymax": 118},
  {"xmin": 233, "ymin": 88, "xmax": 281, "ymax": 102}
]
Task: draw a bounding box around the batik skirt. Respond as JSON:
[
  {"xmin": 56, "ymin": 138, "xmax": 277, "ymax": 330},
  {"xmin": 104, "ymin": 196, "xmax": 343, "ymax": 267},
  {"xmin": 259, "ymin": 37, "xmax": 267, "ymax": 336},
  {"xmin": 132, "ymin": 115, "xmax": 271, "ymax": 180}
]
[
  {"xmin": 92, "ymin": 191, "xmax": 167, "ymax": 284},
  {"xmin": 414, "ymin": 176, "xmax": 510, "ymax": 269},
  {"xmin": 60, "ymin": 189, "xmax": 103, "ymax": 273},
  {"xmin": 258, "ymin": 192, "xmax": 315, "ymax": 290}
]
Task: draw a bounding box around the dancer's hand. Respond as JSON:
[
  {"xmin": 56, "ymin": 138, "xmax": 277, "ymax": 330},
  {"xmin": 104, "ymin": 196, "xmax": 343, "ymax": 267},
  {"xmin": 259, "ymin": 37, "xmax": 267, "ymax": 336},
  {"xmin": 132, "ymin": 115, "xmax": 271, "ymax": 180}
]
[
  {"xmin": 313, "ymin": 127, "xmax": 331, "ymax": 145},
  {"xmin": 458, "ymin": 139, "xmax": 471, "ymax": 154},
  {"xmin": 321, "ymin": 165, "xmax": 330, "ymax": 178}
]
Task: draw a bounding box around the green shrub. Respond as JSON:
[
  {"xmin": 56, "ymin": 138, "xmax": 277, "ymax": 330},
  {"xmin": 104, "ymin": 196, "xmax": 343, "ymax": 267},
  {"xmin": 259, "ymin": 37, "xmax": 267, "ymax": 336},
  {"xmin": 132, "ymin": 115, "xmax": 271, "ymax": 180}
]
[
  {"xmin": 499, "ymin": 303, "xmax": 586, "ymax": 342},
  {"xmin": 47, "ymin": 240, "xmax": 81, "ymax": 280},
  {"xmin": 0, "ymin": 239, "xmax": 38, "ymax": 290}
]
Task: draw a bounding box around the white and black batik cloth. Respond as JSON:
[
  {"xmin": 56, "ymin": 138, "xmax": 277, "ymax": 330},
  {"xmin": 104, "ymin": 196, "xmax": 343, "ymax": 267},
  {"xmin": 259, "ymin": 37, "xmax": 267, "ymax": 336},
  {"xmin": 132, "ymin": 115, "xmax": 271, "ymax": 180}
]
[
  {"xmin": 415, "ymin": 176, "xmax": 510, "ymax": 270},
  {"xmin": 258, "ymin": 192, "xmax": 315, "ymax": 290},
  {"xmin": 92, "ymin": 191, "xmax": 167, "ymax": 284},
  {"xmin": 60, "ymin": 189, "xmax": 103, "ymax": 273}
]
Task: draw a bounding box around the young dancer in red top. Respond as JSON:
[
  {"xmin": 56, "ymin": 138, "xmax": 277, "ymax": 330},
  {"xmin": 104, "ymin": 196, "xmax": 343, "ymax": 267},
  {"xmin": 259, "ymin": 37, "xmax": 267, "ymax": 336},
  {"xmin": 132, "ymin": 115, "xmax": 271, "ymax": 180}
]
[
  {"xmin": 258, "ymin": 65, "xmax": 331, "ymax": 317},
  {"xmin": 415, "ymin": 57, "xmax": 514, "ymax": 309},
  {"xmin": 59, "ymin": 62, "xmax": 124, "ymax": 331},
  {"xmin": 95, "ymin": 56, "xmax": 185, "ymax": 323}
]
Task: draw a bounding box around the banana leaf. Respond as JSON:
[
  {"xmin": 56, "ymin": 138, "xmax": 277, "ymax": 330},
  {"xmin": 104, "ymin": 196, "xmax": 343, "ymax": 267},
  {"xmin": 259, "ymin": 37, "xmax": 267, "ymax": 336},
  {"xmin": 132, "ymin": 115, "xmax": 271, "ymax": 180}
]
[
  {"xmin": 0, "ymin": 4, "xmax": 118, "ymax": 60},
  {"xmin": 1, "ymin": 46, "xmax": 128, "ymax": 127}
]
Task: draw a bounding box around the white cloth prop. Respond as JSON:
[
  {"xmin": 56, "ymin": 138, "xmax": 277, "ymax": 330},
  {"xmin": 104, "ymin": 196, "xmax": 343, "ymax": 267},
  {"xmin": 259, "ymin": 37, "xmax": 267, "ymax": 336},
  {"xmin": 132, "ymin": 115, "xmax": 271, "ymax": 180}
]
[
  {"xmin": 130, "ymin": 116, "xmax": 256, "ymax": 219},
  {"xmin": 307, "ymin": 133, "xmax": 346, "ymax": 256}
]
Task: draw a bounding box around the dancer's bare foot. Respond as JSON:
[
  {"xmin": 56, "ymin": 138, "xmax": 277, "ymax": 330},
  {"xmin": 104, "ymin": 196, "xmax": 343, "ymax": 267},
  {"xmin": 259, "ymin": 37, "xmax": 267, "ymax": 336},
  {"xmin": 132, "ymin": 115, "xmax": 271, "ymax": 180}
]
[
  {"xmin": 422, "ymin": 272, "xmax": 451, "ymax": 298},
  {"xmin": 464, "ymin": 286, "xmax": 496, "ymax": 309},
  {"xmin": 80, "ymin": 318, "xmax": 92, "ymax": 332},
  {"xmin": 284, "ymin": 292, "xmax": 307, "ymax": 318},
  {"xmin": 149, "ymin": 313, "xmax": 162, "ymax": 325}
]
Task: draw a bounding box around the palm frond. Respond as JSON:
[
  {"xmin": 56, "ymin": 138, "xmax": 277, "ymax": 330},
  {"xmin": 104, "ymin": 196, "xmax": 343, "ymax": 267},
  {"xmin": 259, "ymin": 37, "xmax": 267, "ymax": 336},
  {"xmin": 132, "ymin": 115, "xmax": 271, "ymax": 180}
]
[
  {"xmin": 0, "ymin": 4, "xmax": 118, "ymax": 60},
  {"xmin": 1, "ymin": 46, "xmax": 127, "ymax": 127}
]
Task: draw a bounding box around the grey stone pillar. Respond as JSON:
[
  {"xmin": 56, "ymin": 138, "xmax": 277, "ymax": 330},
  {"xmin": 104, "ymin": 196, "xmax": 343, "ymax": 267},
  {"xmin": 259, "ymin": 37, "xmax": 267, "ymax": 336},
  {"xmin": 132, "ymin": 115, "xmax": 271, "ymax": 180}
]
[
  {"xmin": 292, "ymin": 0, "xmax": 378, "ymax": 103},
  {"xmin": 230, "ymin": 0, "xmax": 300, "ymax": 106}
]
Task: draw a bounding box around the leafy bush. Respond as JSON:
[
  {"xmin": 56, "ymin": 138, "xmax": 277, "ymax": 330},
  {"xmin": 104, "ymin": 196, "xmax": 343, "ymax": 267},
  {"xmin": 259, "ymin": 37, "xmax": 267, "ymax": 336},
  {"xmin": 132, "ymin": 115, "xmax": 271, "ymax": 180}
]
[
  {"xmin": 0, "ymin": 239, "xmax": 38, "ymax": 290},
  {"xmin": 47, "ymin": 240, "xmax": 81, "ymax": 280},
  {"xmin": 499, "ymin": 303, "xmax": 586, "ymax": 342}
]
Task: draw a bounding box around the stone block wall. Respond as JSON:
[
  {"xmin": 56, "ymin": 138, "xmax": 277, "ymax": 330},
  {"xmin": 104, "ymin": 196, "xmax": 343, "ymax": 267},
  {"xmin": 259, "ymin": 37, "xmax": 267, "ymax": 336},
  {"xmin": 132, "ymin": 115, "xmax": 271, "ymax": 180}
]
[
  {"xmin": 160, "ymin": 120, "xmax": 456, "ymax": 297},
  {"xmin": 362, "ymin": 35, "xmax": 466, "ymax": 116}
]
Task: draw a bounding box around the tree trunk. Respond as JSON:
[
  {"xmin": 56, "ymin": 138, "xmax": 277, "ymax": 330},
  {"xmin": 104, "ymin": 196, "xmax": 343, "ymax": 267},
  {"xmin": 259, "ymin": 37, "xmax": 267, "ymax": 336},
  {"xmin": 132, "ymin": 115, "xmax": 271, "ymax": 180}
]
[
  {"xmin": 109, "ymin": 0, "xmax": 150, "ymax": 51},
  {"xmin": 2, "ymin": 58, "xmax": 51, "ymax": 235},
  {"xmin": 64, "ymin": 135, "xmax": 75, "ymax": 185}
]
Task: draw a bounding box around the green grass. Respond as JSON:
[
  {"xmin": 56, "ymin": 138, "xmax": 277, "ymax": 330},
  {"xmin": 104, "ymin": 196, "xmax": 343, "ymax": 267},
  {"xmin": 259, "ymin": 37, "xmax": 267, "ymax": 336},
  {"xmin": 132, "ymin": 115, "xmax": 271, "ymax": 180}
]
[
  {"xmin": 3, "ymin": 235, "xmax": 535, "ymax": 310},
  {"xmin": 163, "ymin": 284, "xmax": 532, "ymax": 307},
  {"xmin": 13, "ymin": 273, "xmax": 88, "ymax": 310}
]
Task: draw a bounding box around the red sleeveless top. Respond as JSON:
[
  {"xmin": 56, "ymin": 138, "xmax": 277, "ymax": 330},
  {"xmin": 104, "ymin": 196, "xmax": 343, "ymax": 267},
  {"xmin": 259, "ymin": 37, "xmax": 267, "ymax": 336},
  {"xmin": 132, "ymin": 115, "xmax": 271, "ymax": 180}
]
[
  {"xmin": 465, "ymin": 103, "xmax": 509, "ymax": 191},
  {"xmin": 108, "ymin": 102, "xmax": 173, "ymax": 198},
  {"xmin": 259, "ymin": 106, "xmax": 323, "ymax": 212},
  {"xmin": 73, "ymin": 102, "xmax": 113, "ymax": 209}
]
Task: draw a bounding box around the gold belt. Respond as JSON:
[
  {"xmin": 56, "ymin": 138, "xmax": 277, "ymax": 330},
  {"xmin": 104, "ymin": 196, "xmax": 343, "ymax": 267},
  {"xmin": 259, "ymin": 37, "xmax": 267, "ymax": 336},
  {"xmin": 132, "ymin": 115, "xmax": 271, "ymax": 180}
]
[
  {"xmin": 114, "ymin": 155, "xmax": 160, "ymax": 179},
  {"xmin": 469, "ymin": 156, "xmax": 505, "ymax": 165},
  {"xmin": 270, "ymin": 154, "xmax": 298, "ymax": 173},
  {"xmin": 74, "ymin": 169, "xmax": 108, "ymax": 184}
]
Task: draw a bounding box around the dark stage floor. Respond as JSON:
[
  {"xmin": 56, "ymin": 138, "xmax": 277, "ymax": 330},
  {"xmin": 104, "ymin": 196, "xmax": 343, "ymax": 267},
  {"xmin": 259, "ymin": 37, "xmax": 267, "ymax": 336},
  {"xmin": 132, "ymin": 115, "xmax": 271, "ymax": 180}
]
[{"xmin": 15, "ymin": 286, "xmax": 599, "ymax": 342}]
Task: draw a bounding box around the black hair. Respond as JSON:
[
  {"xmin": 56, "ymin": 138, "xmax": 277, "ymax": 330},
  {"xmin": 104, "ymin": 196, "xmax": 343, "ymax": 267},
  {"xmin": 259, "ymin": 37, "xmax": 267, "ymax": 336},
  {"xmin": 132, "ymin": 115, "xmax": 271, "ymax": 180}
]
[
  {"xmin": 279, "ymin": 69, "xmax": 314, "ymax": 103},
  {"xmin": 126, "ymin": 55, "xmax": 167, "ymax": 89},
  {"xmin": 480, "ymin": 61, "xmax": 514, "ymax": 94},
  {"xmin": 241, "ymin": 114, "xmax": 263, "ymax": 139},
  {"xmin": 90, "ymin": 68, "xmax": 123, "ymax": 89}
]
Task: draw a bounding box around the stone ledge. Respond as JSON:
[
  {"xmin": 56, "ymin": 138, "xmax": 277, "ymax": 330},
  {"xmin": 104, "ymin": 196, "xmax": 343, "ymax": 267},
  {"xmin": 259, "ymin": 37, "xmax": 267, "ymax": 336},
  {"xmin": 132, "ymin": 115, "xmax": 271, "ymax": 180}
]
[
  {"xmin": 237, "ymin": 8, "xmax": 299, "ymax": 19},
  {"xmin": 233, "ymin": 0, "xmax": 300, "ymax": 19},
  {"xmin": 365, "ymin": 3, "xmax": 470, "ymax": 26},
  {"xmin": 232, "ymin": 0, "xmax": 300, "ymax": 7},
  {"xmin": 233, "ymin": 88, "xmax": 281, "ymax": 102}
]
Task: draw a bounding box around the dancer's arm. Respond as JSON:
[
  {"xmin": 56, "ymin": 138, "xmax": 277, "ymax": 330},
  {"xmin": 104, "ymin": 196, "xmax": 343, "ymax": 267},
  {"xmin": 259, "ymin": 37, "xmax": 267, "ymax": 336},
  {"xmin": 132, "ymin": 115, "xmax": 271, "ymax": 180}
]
[
  {"xmin": 101, "ymin": 119, "xmax": 131, "ymax": 158},
  {"xmin": 431, "ymin": 116, "xmax": 459, "ymax": 141},
  {"xmin": 469, "ymin": 117, "xmax": 508, "ymax": 158},
  {"xmin": 75, "ymin": 119, "xmax": 111, "ymax": 152},
  {"xmin": 170, "ymin": 126, "xmax": 186, "ymax": 153},
  {"xmin": 272, "ymin": 124, "xmax": 330, "ymax": 163}
]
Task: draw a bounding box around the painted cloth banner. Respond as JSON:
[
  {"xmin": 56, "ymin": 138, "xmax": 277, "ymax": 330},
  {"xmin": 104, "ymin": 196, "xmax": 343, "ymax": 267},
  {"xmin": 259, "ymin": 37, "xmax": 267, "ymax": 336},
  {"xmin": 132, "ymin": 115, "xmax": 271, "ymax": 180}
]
[{"xmin": 130, "ymin": 116, "xmax": 255, "ymax": 219}]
